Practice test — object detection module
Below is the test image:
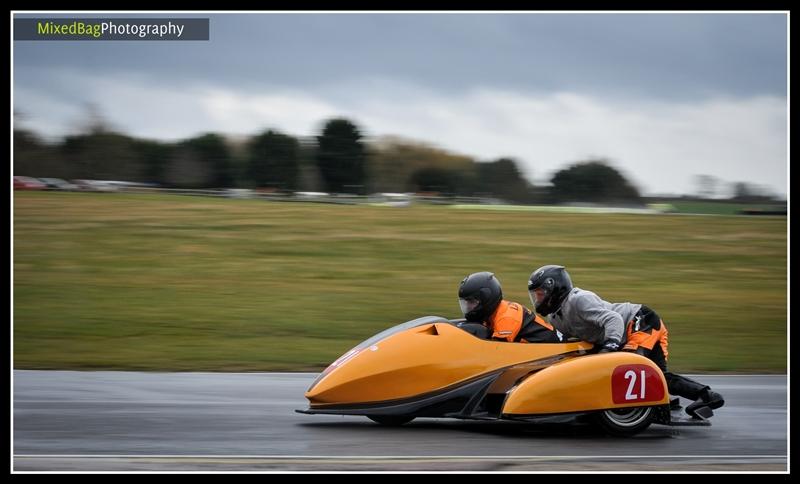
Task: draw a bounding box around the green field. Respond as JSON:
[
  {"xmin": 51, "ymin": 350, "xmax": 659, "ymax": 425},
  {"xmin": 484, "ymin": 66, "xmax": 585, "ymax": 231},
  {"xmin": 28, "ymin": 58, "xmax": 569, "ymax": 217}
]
[{"xmin": 13, "ymin": 192, "xmax": 787, "ymax": 373}]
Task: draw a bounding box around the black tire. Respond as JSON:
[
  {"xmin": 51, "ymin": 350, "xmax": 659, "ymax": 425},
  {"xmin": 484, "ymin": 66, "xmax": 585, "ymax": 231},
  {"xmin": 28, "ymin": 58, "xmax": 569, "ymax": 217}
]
[
  {"xmin": 593, "ymin": 407, "xmax": 654, "ymax": 436},
  {"xmin": 367, "ymin": 415, "xmax": 415, "ymax": 426}
]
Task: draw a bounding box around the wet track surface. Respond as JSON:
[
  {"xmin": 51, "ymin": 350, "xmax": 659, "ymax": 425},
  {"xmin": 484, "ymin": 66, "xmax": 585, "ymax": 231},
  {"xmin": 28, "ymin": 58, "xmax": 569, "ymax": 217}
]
[{"xmin": 13, "ymin": 371, "xmax": 787, "ymax": 471}]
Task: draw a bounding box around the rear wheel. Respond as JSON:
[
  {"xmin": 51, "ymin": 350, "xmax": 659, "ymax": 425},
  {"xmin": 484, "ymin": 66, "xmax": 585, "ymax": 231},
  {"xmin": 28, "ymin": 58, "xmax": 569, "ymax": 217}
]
[
  {"xmin": 367, "ymin": 415, "xmax": 415, "ymax": 426},
  {"xmin": 593, "ymin": 407, "xmax": 654, "ymax": 436}
]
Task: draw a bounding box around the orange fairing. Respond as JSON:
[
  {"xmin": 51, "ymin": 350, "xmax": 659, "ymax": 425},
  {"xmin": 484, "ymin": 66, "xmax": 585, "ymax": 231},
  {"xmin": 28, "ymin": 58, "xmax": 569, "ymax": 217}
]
[
  {"xmin": 502, "ymin": 352, "xmax": 669, "ymax": 415},
  {"xmin": 306, "ymin": 321, "xmax": 592, "ymax": 406}
]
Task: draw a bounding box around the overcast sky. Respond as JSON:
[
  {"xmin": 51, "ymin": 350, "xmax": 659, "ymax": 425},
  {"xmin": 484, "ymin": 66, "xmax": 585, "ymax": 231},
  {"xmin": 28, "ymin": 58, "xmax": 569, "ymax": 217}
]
[{"xmin": 13, "ymin": 12, "xmax": 788, "ymax": 197}]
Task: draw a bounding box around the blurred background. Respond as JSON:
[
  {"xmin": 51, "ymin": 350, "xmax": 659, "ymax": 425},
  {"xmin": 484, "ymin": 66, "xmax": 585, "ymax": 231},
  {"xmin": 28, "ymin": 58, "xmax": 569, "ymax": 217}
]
[{"xmin": 13, "ymin": 12, "xmax": 787, "ymax": 373}]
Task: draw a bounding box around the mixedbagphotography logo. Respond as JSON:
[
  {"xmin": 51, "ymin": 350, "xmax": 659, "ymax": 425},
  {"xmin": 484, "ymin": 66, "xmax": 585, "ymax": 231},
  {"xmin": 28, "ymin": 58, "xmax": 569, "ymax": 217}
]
[{"xmin": 14, "ymin": 18, "xmax": 210, "ymax": 40}]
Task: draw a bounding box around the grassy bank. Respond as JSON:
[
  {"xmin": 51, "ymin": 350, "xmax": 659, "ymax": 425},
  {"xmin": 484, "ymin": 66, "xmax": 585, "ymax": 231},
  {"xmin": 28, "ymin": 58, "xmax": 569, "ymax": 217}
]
[{"xmin": 14, "ymin": 192, "xmax": 786, "ymax": 372}]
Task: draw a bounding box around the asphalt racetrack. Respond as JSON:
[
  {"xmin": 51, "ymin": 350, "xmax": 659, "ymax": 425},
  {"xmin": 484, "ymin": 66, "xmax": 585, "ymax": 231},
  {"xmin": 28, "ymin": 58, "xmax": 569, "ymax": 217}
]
[{"xmin": 13, "ymin": 371, "xmax": 787, "ymax": 472}]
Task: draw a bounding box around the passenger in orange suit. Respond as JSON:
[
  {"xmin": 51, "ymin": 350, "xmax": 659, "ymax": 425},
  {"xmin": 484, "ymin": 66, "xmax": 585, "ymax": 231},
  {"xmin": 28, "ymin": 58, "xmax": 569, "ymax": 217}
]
[{"xmin": 456, "ymin": 271, "xmax": 563, "ymax": 343}]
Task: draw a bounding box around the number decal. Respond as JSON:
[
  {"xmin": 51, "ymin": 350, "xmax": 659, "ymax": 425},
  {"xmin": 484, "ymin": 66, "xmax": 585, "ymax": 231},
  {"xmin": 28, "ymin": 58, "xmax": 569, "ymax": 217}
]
[
  {"xmin": 612, "ymin": 365, "xmax": 665, "ymax": 403},
  {"xmin": 624, "ymin": 370, "xmax": 648, "ymax": 400}
]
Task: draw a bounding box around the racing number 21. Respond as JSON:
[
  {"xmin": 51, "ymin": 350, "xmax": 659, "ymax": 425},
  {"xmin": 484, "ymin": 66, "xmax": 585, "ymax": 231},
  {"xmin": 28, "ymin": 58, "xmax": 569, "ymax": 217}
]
[
  {"xmin": 624, "ymin": 369, "xmax": 646, "ymax": 400},
  {"xmin": 611, "ymin": 364, "xmax": 665, "ymax": 404}
]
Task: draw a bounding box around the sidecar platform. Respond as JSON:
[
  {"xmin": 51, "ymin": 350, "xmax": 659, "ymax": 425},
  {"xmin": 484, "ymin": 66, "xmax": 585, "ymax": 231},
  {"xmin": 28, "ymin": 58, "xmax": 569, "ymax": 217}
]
[{"xmin": 665, "ymin": 409, "xmax": 713, "ymax": 426}]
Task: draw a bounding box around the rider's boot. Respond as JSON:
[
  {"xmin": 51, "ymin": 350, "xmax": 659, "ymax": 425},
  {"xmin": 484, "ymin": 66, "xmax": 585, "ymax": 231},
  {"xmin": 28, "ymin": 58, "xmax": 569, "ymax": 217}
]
[
  {"xmin": 665, "ymin": 373, "xmax": 725, "ymax": 419},
  {"xmin": 685, "ymin": 389, "xmax": 725, "ymax": 419}
]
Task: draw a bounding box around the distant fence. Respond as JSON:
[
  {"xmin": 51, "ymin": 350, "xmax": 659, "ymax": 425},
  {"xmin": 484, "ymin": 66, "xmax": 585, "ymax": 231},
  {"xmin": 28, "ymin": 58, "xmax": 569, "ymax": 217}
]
[
  {"xmin": 16, "ymin": 179, "xmax": 786, "ymax": 215},
  {"xmin": 24, "ymin": 183, "xmax": 492, "ymax": 206}
]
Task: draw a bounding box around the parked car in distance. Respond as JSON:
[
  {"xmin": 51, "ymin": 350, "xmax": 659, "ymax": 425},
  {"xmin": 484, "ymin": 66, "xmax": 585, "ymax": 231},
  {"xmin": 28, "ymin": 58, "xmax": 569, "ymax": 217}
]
[
  {"xmin": 39, "ymin": 177, "xmax": 80, "ymax": 191},
  {"xmin": 13, "ymin": 176, "xmax": 47, "ymax": 190},
  {"xmin": 72, "ymin": 179, "xmax": 119, "ymax": 192}
]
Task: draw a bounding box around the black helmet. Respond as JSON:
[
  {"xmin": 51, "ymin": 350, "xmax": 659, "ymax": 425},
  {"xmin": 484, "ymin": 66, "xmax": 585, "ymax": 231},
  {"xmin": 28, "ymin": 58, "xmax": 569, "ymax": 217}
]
[
  {"xmin": 458, "ymin": 272, "xmax": 503, "ymax": 322},
  {"xmin": 527, "ymin": 265, "xmax": 573, "ymax": 316}
]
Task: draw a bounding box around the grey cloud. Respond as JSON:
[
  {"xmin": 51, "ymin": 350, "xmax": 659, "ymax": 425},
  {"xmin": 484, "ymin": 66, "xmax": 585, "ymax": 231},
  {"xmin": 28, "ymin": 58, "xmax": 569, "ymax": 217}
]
[{"xmin": 14, "ymin": 13, "xmax": 787, "ymax": 100}]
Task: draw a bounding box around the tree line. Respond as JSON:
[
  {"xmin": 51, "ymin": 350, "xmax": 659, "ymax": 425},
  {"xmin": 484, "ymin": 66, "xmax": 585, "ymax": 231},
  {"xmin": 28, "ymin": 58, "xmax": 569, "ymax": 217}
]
[{"xmin": 15, "ymin": 115, "xmax": 772, "ymax": 205}]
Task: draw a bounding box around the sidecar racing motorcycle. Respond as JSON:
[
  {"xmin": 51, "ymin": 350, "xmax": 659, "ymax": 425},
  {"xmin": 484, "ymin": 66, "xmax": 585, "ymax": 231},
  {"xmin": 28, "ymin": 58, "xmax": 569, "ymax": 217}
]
[{"xmin": 297, "ymin": 316, "xmax": 712, "ymax": 436}]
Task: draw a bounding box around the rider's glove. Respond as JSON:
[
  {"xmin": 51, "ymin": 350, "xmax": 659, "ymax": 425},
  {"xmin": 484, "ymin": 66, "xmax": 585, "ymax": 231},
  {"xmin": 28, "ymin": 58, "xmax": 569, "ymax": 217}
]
[{"xmin": 598, "ymin": 339, "xmax": 621, "ymax": 353}]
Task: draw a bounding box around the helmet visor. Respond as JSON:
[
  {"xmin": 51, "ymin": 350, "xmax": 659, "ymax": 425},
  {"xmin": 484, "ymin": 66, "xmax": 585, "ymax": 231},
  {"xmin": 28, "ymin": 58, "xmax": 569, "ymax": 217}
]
[
  {"xmin": 459, "ymin": 297, "xmax": 480, "ymax": 316},
  {"xmin": 529, "ymin": 288, "xmax": 546, "ymax": 308}
]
